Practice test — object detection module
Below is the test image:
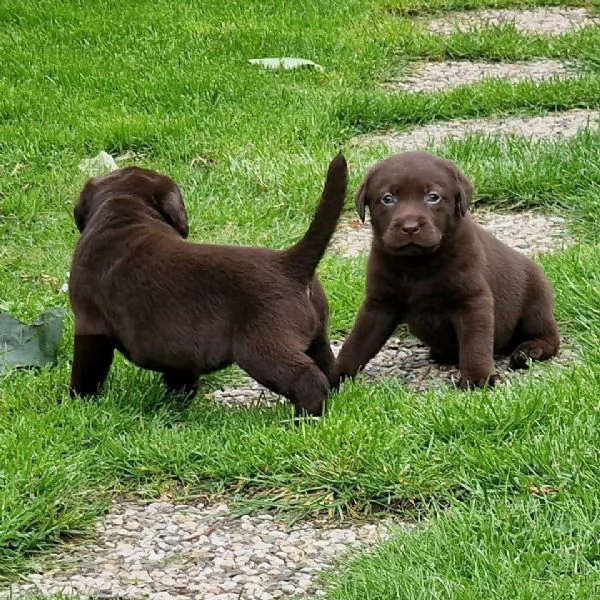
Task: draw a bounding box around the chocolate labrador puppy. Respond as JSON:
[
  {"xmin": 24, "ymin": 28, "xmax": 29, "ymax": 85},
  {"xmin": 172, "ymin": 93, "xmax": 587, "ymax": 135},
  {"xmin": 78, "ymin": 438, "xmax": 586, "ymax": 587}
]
[
  {"xmin": 336, "ymin": 152, "xmax": 559, "ymax": 388},
  {"xmin": 69, "ymin": 155, "xmax": 348, "ymax": 415}
]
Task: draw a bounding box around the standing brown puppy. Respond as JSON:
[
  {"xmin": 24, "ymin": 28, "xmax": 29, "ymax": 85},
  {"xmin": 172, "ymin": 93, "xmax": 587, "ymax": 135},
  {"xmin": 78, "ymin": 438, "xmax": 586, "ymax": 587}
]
[
  {"xmin": 336, "ymin": 152, "xmax": 559, "ymax": 388},
  {"xmin": 69, "ymin": 155, "xmax": 348, "ymax": 415}
]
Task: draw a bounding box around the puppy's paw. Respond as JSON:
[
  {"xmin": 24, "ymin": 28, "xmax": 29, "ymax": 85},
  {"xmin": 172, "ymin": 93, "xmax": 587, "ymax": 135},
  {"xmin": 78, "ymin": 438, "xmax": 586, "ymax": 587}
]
[
  {"xmin": 329, "ymin": 373, "xmax": 346, "ymax": 392},
  {"xmin": 294, "ymin": 400, "xmax": 326, "ymax": 419},
  {"xmin": 458, "ymin": 373, "xmax": 501, "ymax": 390},
  {"xmin": 331, "ymin": 365, "xmax": 363, "ymax": 391},
  {"xmin": 288, "ymin": 415, "xmax": 322, "ymax": 427},
  {"xmin": 68, "ymin": 387, "xmax": 99, "ymax": 401},
  {"xmin": 508, "ymin": 343, "xmax": 544, "ymax": 370}
]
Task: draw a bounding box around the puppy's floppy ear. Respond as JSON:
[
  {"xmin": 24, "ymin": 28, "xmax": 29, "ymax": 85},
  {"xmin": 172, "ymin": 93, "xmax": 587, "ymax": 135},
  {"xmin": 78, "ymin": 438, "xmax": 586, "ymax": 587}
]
[
  {"xmin": 355, "ymin": 176, "xmax": 369, "ymax": 222},
  {"xmin": 73, "ymin": 197, "xmax": 88, "ymax": 233},
  {"xmin": 73, "ymin": 179, "xmax": 97, "ymax": 233},
  {"xmin": 155, "ymin": 182, "xmax": 189, "ymax": 239},
  {"xmin": 74, "ymin": 170, "xmax": 124, "ymax": 233},
  {"xmin": 454, "ymin": 169, "xmax": 474, "ymax": 217}
]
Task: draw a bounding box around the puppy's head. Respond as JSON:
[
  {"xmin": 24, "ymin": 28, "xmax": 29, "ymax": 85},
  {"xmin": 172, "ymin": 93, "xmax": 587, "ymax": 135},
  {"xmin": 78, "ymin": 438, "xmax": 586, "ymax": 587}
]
[
  {"xmin": 356, "ymin": 152, "xmax": 473, "ymax": 256},
  {"xmin": 74, "ymin": 166, "xmax": 189, "ymax": 238}
]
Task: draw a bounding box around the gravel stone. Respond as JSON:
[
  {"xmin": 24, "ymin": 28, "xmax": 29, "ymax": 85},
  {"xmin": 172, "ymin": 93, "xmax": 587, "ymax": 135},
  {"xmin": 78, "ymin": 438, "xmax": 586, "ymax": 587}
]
[
  {"xmin": 387, "ymin": 59, "xmax": 576, "ymax": 93},
  {"xmin": 355, "ymin": 109, "xmax": 600, "ymax": 150},
  {"xmin": 1, "ymin": 501, "xmax": 398, "ymax": 599},
  {"xmin": 426, "ymin": 7, "xmax": 599, "ymax": 36}
]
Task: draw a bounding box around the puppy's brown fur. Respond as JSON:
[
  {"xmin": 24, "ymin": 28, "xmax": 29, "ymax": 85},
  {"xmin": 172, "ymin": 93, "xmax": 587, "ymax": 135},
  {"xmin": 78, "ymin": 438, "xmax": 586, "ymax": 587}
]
[
  {"xmin": 336, "ymin": 151, "xmax": 559, "ymax": 388},
  {"xmin": 69, "ymin": 156, "xmax": 348, "ymax": 415}
]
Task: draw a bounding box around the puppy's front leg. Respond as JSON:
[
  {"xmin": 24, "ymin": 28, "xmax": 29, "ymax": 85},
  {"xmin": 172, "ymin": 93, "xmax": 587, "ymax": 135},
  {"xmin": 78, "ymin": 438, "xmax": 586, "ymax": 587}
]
[
  {"xmin": 69, "ymin": 333, "xmax": 115, "ymax": 398},
  {"xmin": 336, "ymin": 300, "xmax": 399, "ymax": 384},
  {"xmin": 162, "ymin": 369, "xmax": 200, "ymax": 397},
  {"xmin": 452, "ymin": 293, "xmax": 498, "ymax": 389},
  {"xmin": 306, "ymin": 334, "xmax": 337, "ymax": 386}
]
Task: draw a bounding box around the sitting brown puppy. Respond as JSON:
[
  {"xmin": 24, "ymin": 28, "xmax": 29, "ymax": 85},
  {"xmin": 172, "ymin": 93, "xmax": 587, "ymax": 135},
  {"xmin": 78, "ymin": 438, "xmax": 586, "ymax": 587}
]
[
  {"xmin": 69, "ymin": 155, "xmax": 348, "ymax": 415},
  {"xmin": 336, "ymin": 151, "xmax": 559, "ymax": 388}
]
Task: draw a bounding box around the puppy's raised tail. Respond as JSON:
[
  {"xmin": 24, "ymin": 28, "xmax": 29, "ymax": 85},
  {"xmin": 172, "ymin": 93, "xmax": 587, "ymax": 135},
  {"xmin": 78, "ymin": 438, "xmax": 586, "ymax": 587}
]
[{"xmin": 282, "ymin": 153, "xmax": 348, "ymax": 283}]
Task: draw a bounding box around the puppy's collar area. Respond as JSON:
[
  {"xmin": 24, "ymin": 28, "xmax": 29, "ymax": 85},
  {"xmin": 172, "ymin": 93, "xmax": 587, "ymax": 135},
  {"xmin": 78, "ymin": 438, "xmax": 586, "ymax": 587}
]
[{"xmin": 378, "ymin": 242, "xmax": 441, "ymax": 259}]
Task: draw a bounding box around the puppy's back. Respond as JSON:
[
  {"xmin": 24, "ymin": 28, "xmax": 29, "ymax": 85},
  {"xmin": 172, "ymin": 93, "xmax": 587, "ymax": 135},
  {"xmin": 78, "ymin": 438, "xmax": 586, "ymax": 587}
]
[{"xmin": 476, "ymin": 224, "xmax": 553, "ymax": 346}]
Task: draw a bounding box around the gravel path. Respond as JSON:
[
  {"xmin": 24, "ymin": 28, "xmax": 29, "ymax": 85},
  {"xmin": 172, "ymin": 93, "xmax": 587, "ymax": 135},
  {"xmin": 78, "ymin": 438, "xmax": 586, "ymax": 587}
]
[
  {"xmin": 355, "ymin": 109, "xmax": 600, "ymax": 150},
  {"xmin": 386, "ymin": 59, "xmax": 576, "ymax": 93},
  {"xmin": 2, "ymin": 501, "xmax": 399, "ymax": 600},
  {"xmin": 426, "ymin": 7, "xmax": 598, "ymax": 36}
]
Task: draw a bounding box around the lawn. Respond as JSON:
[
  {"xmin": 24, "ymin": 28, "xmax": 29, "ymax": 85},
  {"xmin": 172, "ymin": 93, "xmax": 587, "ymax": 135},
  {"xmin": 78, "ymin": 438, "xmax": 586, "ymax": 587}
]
[{"xmin": 1, "ymin": 0, "xmax": 600, "ymax": 597}]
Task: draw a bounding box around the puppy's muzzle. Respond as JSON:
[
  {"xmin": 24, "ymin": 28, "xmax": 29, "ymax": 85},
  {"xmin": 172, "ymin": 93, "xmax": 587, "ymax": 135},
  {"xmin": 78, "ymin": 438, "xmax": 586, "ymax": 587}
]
[
  {"xmin": 398, "ymin": 218, "xmax": 422, "ymax": 235},
  {"xmin": 383, "ymin": 214, "xmax": 441, "ymax": 253}
]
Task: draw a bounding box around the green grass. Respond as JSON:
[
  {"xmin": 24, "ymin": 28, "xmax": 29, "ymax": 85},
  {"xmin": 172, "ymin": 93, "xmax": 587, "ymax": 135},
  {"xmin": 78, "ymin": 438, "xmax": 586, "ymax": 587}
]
[
  {"xmin": 384, "ymin": 0, "xmax": 592, "ymax": 16},
  {"xmin": 1, "ymin": 0, "xmax": 600, "ymax": 596},
  {"xmin": 325, "ymin": 495, "xmax": 600, "ymax": 598}
]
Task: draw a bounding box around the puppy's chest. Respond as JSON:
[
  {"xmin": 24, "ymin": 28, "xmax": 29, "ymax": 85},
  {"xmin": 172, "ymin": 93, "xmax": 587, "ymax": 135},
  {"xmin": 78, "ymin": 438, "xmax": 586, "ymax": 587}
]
[
  {"xmin": 399, "ymin": 281, "xmax": 461, "ymax": 344},
  {"xmin": 395, "ymin": 276, "xmax": 462, "ymax": 314}
]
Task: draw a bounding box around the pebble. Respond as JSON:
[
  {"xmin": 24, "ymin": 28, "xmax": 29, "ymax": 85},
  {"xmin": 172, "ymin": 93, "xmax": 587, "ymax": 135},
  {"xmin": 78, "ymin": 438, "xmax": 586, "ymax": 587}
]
[{"xmin": 115, "ymin": 542, "xmax": 135, "ymax": 557}]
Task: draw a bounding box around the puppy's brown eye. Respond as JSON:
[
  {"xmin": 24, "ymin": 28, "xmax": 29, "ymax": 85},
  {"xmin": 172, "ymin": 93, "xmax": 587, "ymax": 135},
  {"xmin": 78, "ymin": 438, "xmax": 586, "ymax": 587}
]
[
  {"xmin": 425, "ymin": 192, "xmax": 441, "ymax": 205},
  {"xmin": 381, "ymin": 193, "xmax": 397, "ymax": 206}
]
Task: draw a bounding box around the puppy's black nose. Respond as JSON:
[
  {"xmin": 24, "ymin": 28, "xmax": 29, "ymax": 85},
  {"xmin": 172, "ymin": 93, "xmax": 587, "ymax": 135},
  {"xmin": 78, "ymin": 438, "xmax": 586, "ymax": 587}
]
[{"xmin": 400, "ymin": 220, "xmax": 421, "ymax": 235}]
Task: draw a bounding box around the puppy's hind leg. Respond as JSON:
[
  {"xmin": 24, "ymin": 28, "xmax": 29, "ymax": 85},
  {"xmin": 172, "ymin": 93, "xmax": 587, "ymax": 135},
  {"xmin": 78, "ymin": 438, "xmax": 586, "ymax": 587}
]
[
  {"xmin": 509, "ymin": 281, "xmax": 560, "ymax": 370},
  {"xmin": 70, "ymin": 332, "xmax": 115, "ymax": 398},
  {"xmin": 306, "ymin": 282, "xmax": 336, "ymax": 386},
  {"xmin": 235, "ymin": 339, "xmax": 330, "ymax": 417}
]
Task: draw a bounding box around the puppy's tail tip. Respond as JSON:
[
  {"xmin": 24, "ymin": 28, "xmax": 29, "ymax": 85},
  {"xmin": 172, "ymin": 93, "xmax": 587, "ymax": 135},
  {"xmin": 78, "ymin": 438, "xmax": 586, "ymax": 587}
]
[
  {"xmin": 328, "ymin": 151, "xmax": 348, "ymax": 175},
  {"xmin": 320, "ymin": 151, "xmax": 348, "ymax": 203},
  {"xmin": 282, "ymin": 153, "xmax": 348, "ymax": 282}
]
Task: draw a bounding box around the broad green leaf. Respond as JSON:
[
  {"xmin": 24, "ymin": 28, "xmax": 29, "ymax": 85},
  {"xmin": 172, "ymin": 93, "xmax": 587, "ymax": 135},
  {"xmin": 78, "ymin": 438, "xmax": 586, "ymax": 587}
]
[
  {"xmin": 0, "ymin": 308, "xmax": 66, "ymax": 373},
  {"xmin": 78, "ymin": 151, "xmax": 118, "ymax": 176},
  {"xmin": 248, "ymin": 57, "xmax": 324, "ymax": 71}
]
